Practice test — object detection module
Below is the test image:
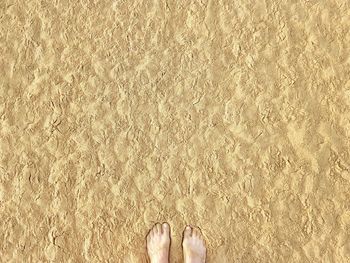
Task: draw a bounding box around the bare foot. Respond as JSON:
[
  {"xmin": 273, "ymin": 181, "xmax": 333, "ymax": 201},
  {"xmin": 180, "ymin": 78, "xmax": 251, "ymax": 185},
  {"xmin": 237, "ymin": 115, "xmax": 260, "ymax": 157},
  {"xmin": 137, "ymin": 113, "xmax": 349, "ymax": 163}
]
[
  {"xmin": 182, "ymin": 225, "xmax": 206, "ymax": 263},
  {"xmin": 146, "ymin": 222, "xmax": 171, "ymax": 263}
]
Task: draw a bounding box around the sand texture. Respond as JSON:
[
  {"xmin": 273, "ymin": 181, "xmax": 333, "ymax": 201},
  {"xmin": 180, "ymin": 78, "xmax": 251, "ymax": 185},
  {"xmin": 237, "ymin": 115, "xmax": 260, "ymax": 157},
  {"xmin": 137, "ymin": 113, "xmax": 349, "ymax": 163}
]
[{"xmin": 1, "ymin": 0, "xmax": 350, "ymax": 262}]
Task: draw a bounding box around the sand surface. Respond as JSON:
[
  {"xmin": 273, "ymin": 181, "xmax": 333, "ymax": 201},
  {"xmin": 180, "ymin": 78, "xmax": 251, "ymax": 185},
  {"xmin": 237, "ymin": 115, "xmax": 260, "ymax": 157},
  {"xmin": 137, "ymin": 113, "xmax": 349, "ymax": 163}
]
[{"xmin": 1, "ymin": 0, "xmax": 350, "ymax": 262}]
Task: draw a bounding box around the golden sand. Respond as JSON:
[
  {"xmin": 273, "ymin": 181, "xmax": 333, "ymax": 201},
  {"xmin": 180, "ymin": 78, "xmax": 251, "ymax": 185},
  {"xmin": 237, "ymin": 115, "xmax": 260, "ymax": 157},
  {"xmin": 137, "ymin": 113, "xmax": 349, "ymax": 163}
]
[{"xmin": 1, "ymin": 0, "xmax": 350, "ymax": 262}]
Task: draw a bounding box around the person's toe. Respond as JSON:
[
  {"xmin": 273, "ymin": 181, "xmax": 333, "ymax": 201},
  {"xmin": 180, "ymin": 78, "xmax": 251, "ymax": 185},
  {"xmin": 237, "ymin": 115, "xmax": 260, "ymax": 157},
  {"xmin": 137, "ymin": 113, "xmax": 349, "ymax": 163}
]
[
  {"xmin": 193, "ymin": 227, "xmax": 202, "ymax": 238},
  {"xmin": 156, "ymin": 223, "xmax": 162, "ymax": 234},
  {"xmin": 151, "ymin": 224, "xmax": 157, "ymax": 235},
  {"xmin": 192, "ymin": 227, "xmax": 198, "ymax": 237},
  {"xmin": 184, "ymin": 225, "xmax": 192, "ymax": 238},
  {"xmin": 162, "ymin": 222, "xmax": 170, "ymax": 235},
  {"xmin": 147, "ymin": 225, "xmax": 155, "ymax": 243}
]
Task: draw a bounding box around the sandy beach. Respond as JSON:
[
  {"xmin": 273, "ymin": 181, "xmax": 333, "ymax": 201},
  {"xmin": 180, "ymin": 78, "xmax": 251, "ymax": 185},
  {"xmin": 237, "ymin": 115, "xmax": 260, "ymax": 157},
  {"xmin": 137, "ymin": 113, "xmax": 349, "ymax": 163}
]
[{"xmin": 1, "ymin": 0, "xmax": 350, "ymax": 262}]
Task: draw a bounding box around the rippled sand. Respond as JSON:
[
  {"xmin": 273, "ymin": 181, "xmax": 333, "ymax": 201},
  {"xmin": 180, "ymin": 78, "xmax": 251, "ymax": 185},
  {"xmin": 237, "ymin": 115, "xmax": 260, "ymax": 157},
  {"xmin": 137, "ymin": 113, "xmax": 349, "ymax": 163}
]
[{"xmin": 1, "ymin": 0, "xmax": 350, "ymax": 262}]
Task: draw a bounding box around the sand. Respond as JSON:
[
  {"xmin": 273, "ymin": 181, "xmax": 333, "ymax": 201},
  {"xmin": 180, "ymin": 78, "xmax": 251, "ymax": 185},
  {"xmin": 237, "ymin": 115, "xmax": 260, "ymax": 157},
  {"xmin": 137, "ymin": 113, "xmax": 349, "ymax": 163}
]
[{"xmin": 1, "ymin": 0, "xmax": 350, "ymax": 262}]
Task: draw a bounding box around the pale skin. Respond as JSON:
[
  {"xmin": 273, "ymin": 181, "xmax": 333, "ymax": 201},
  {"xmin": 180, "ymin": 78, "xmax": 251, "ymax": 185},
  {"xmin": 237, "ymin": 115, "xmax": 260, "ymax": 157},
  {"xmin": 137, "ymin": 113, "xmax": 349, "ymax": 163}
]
[{"xmin": 146, "ymin": 222, "xmax": 206, "ymax": 263}]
